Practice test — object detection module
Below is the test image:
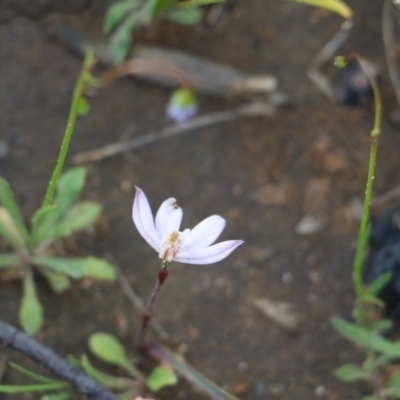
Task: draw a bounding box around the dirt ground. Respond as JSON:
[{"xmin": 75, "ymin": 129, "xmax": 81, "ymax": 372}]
[{"xmin": 1, "ymin": 0, "xmax": 400, "ymax": 399}]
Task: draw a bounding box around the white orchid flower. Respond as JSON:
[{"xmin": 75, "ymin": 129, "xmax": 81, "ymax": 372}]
[{"xmin": 132, "ymin": 187, "xmax": 244, "ymax": 265}]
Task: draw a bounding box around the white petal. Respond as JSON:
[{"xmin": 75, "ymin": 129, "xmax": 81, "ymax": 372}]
[
  {"xmin": 132, "ymin": 187, "xmax": 160, "ymax": 251},
  {"xmin": 181, "ymin": 215, "xmax": 226, "ymax": 252},
  {"xmin": 155, "ymin": 197, "xmax": 182, "ymax": 239},
  {"xmin": 176, "ymin": 240, "xmax": 244, "ymax": 265}
]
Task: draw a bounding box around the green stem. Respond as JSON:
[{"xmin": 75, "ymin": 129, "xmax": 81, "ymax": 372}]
[
  {"xmin": 351, "ymin": 55, "xmax": 382, "ymax": 300},
  {"xmin": 42, "ymin": 50, "xmax": 95, "ymax": 208}
]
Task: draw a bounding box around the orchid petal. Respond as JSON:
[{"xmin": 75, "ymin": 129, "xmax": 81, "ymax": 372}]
[
  {"xmin": 132, "ymin": 187, "xmax": 160, "ymax": 252},
  {"xmin": 181, "ymin": 215, "xmax": 226, "ymax": 252},
  {"xmin": 176, "ymin": 240, "xmax": 244, "ymax": 265},
  {"xmin": 155, "ymin": 198, "xmax": 183, "ymax": 239}
]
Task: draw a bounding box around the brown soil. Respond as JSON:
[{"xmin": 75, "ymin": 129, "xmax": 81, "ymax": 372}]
[{"xmin": 1, "ymin": 1, "xmax": 399, "ymax": 399}]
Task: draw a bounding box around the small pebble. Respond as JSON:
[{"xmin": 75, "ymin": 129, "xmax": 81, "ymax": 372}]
[
  {"xmin": 253, "ymin": 380, "xmax": 267, "ymax": 396},
  {"xmin": 282, "ymin": 272, "xmax": 293, "ymax": 284},
  {"xmin": 237, "ymin": 361, "xmax": 249, "ymax": 372},
  {"xmin": 315, "ymin": 385, "xmax": 326, "ymax": 396},
  {"xmin": 0, "ymin": 141, "xmax": 9, "ymax": 159}
]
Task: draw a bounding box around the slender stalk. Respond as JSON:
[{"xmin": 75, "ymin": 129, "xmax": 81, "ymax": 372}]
[
  {"xmin": 42, "ymin": 51, "xmax": 96, "ymax": 208},
  {"xmin": 138, "ymin": 265, "xmax": 169, "ymax": 344},
  {"xmin": 350, "ymin": 55, "xmax": 382, "ymax": 300}
]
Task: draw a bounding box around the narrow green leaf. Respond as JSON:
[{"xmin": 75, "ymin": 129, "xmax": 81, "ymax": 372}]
[
  {"xmin": 56, "ymin": 201, "xmax": 101, "ymax": 237},
  {"xmin": 334, "ymin": 364, "xmax": 370, "ymax": 382},
  {"xmin": 33, "ymin": 256, "xmax": 116, "ymax": 281},
  {"xmin": 147, "ymin": 365, "xmax": 178, "ymax": 392},
  {"xmin": 178, "ymin": 0, "xmax": 224, "ymax": 7},
  {"xmin": 0, "ymin": 382, "xmax": 66, "ymax": 394},
  {"xmin": 40, "ymin": 390, "xmax": 75, "ymax": 400},
  {"xmin": 40, "ymin": 269, "xmax": 71, "ymax": 293},
  {"xmin": 166, "ymin": 7, "xmax": 202, "ymax": 25},
  {"xmin": 286, "ymin": 0, "xmax": 353, "ymax": 19},
  {"xmin": 9, "ymin": 363, "xmax": 60, "ymax": 383},
  {"xmin": 370, "ymin": 319, "xmax": 393, "ymax": 333},
  {"xmin": 109, "ymin": 14, "xmax": 138, "ymax": 63},
  {"xmin": 55, "ymin": 167, "xmax": 87, "ymax": 214},
  {"xmin": 0, "ymin": 177, "xmax": 29, "ymax": 243},
  {"xmin": 332, "ymin": 317, "xmax": 400, "ymax": 357},
  {"xmin": 104, "ymin": 0, "xmax": 138, "ymax": 33},
  {"xmin": 0, "ymin": 253, "xmax": 20, "ymax": 268},
  {"xmin": 388, "ymin": 371, "xmax": 400, "ymax": 394},
  {"xmin": 77, "ymin": 355, "xmax": 134, "ymax": 390},
  {"xmin": 89, "ymin": 333, "xmax": 141, "ymax": 378},
  {"xmin": 0, "ymin": 207, "xmax": 27, "ymax": 250},
  {"xmin": 20, "ymin": 273, "xmax": 44, "ymax": 336},
  {"xmin": 364, "ymin": 272, "xmax": 392, "ymax": 297},
  {"xmin": 30, "ymin": 204, "xmax": 60, "ymax": 245}
]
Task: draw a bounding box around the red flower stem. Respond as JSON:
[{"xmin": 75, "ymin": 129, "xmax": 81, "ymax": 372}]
[{"xmin": 138, "ymin": 265, "xmax": 169, "ymax": 345}]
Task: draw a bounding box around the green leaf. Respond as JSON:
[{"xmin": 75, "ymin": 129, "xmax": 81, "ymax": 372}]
[
  {"xmin": 40, "ymin": 390, "xmax": 75, "ymax": 400},
  {"xmin": 334, "ymin": 364, "xmax": 370, "ymax": 382},
  {"xmin": 286, "ymin": 0, "xmax": 353, "ymax": 19},
  {"xmin": 55, "ymin": 167, "xmax": 87, "ymax": 215},
  {"xmin": 332, "ymin": 317, "xmax": 400, "ymax": 358},
  {"xmin": 0, "ymin": 383, "xmax": 66, "ymax": 394},
  {"xmin": 0, "ymin": 177, "xmax": 29, "ymax": 244},
  {"xmin": 0, "ymin": 253, "xmax": 20, "ymax": 268},
  {"xmin": 178, "ymin": 0, "xmax": 224, "ymax": 7},
  {"xmin": 33, "ymin": 256, "xmax": 116, "ymax": 281},
  {"xmin": 77, "ymin": 98, "xmax": 90, "ymax": 116},
  {"xmin": 104, "ymin": 0, "xmax": 138, "ymax": 33},
  {"xmin": 109, "ymin": 14, "xmax": 139, "ymax": 63},
  {"xmin": 76, "ymin": 355, "xmax": 134, "ymax": 390},
  {"xmin": 0, "ymin": 207, "xmax": 27, "ymax": 250},
  {"xmin": 40, "ymin": 269, "xmax": 71, "ymax": 293},
  {"xmin": 370, "ymin": 319, "xmax": 393, "ymax": 333},
  {"xmin": 89, "ymin": 333, "xmax": 141, "ymax": 378},
  {"xmin": 388, "ymin": 371, "xmax": 400, "ymax": 396},
  {"xmin": 56, "ymin": 201, "xmax": 101, "ymax": 237},
  {"xmin": 30, "ymin": 205, "xmax": 60, "ymax": 245},
  {"xmin": 166, "ymin": 7, "xmax": 202, "ymax": 25},
  {"xmin": 9, "ymin": 363, "xmax": 60, "ymax": 383},
  {"xmin": 20, "ymin": 273, "xmax": 43, "ymax": 335},
  {"xmin": 147, "ymin": 365, "xmax": 178, "ymax": 392},
  {"xmin": 365, "ymin": 272, "xmax": 392, "ymax": 297}
]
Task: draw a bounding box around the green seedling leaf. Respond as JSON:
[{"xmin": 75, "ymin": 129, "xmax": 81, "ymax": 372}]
[
  {"xmin": 55, "ymin": 167, "xmax": 87, "ymax": 214},
  {"xmin": 56, "ymin": 201, "xmax": 101, "ymax": 237},
  {"xmin": 0, "ymin": 382, "xmax": 66, "ymax": 394},
  {"xmin": 89, "ymin": 333, "xmax": 141, "ymax": 378},
  {"xmin": 77, "ymin": 355, "xmax": 134, "ymax": 390},
  {"xmin": 104, "ymin": 0, "xmax": 138, "ymax": 33},
  {"xmin": 334, "ymin": 56, "xmax": 348, "ymax": 69},
  {"xmin": 77, "ymin": 97, "xmax": 90, "ymax": 116},
  {"xmin": 365, "ymin": 272, "xmax": 392, "ymax": 297},
  {"xmin": 40, "ymin": 390, "xmax": 76, "ymax": 400},
  {"xmin": 33, "ymin": 256, "xmax": 116, "ymax": 281},
  {"xmin": 0, "ymin": 207, "xmax": 27, "ymax": 251},
  {"xmin": 388, "ymin": 371, "xmax": 400, "ymax": 396},
  {"xmin": 147, "ymin": 365, "xmax": 178, "ymax": 392},
  {"xmin": 30, "ymin": 205, "xmax": 59, "ymax": 245},
  {"xmin": 20, "ymin": 273, "xmax": 43, "ymax": 335},
  {"xmin": 9, "ymin": 363, "xmax": 60, "ymax": 383},
  {"xmin": 286, "ymin": 0, "xmax": 353, "ymax": 19},
  {"xmin": 40, "ymin": 269, "xmax": 71, "ymax": 293},
  {"xmin": 178, "ymin": 0, "xmax": 224, "ymax": 7},
  {"xmin": 332, "ymin": 317, "xmax": 400, "ymax": 358},
  {"xmin": 0, "ymin": 177, "xmax": 29, "ymax": 244},
  {"xmin": 144, "ymin": 342, "xmax": 240, "ymax": 400},
  {"xmin": 109, "ymin": 14, "xmax": 139, "ymax": 63},
  {"xmin": 334, "ymin": 364, "xmax": 370, "ymax": 382},
  {"xmin": 166, "ymin": 7, "xmax": 202, "ymax": 25},
  {"xmin": 370, "ymin": 319, "xmax": 393, "ymax": 333},
  {"xmin": 0, "ymin": 254, "xmax": 19, "ymax": 268}
]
